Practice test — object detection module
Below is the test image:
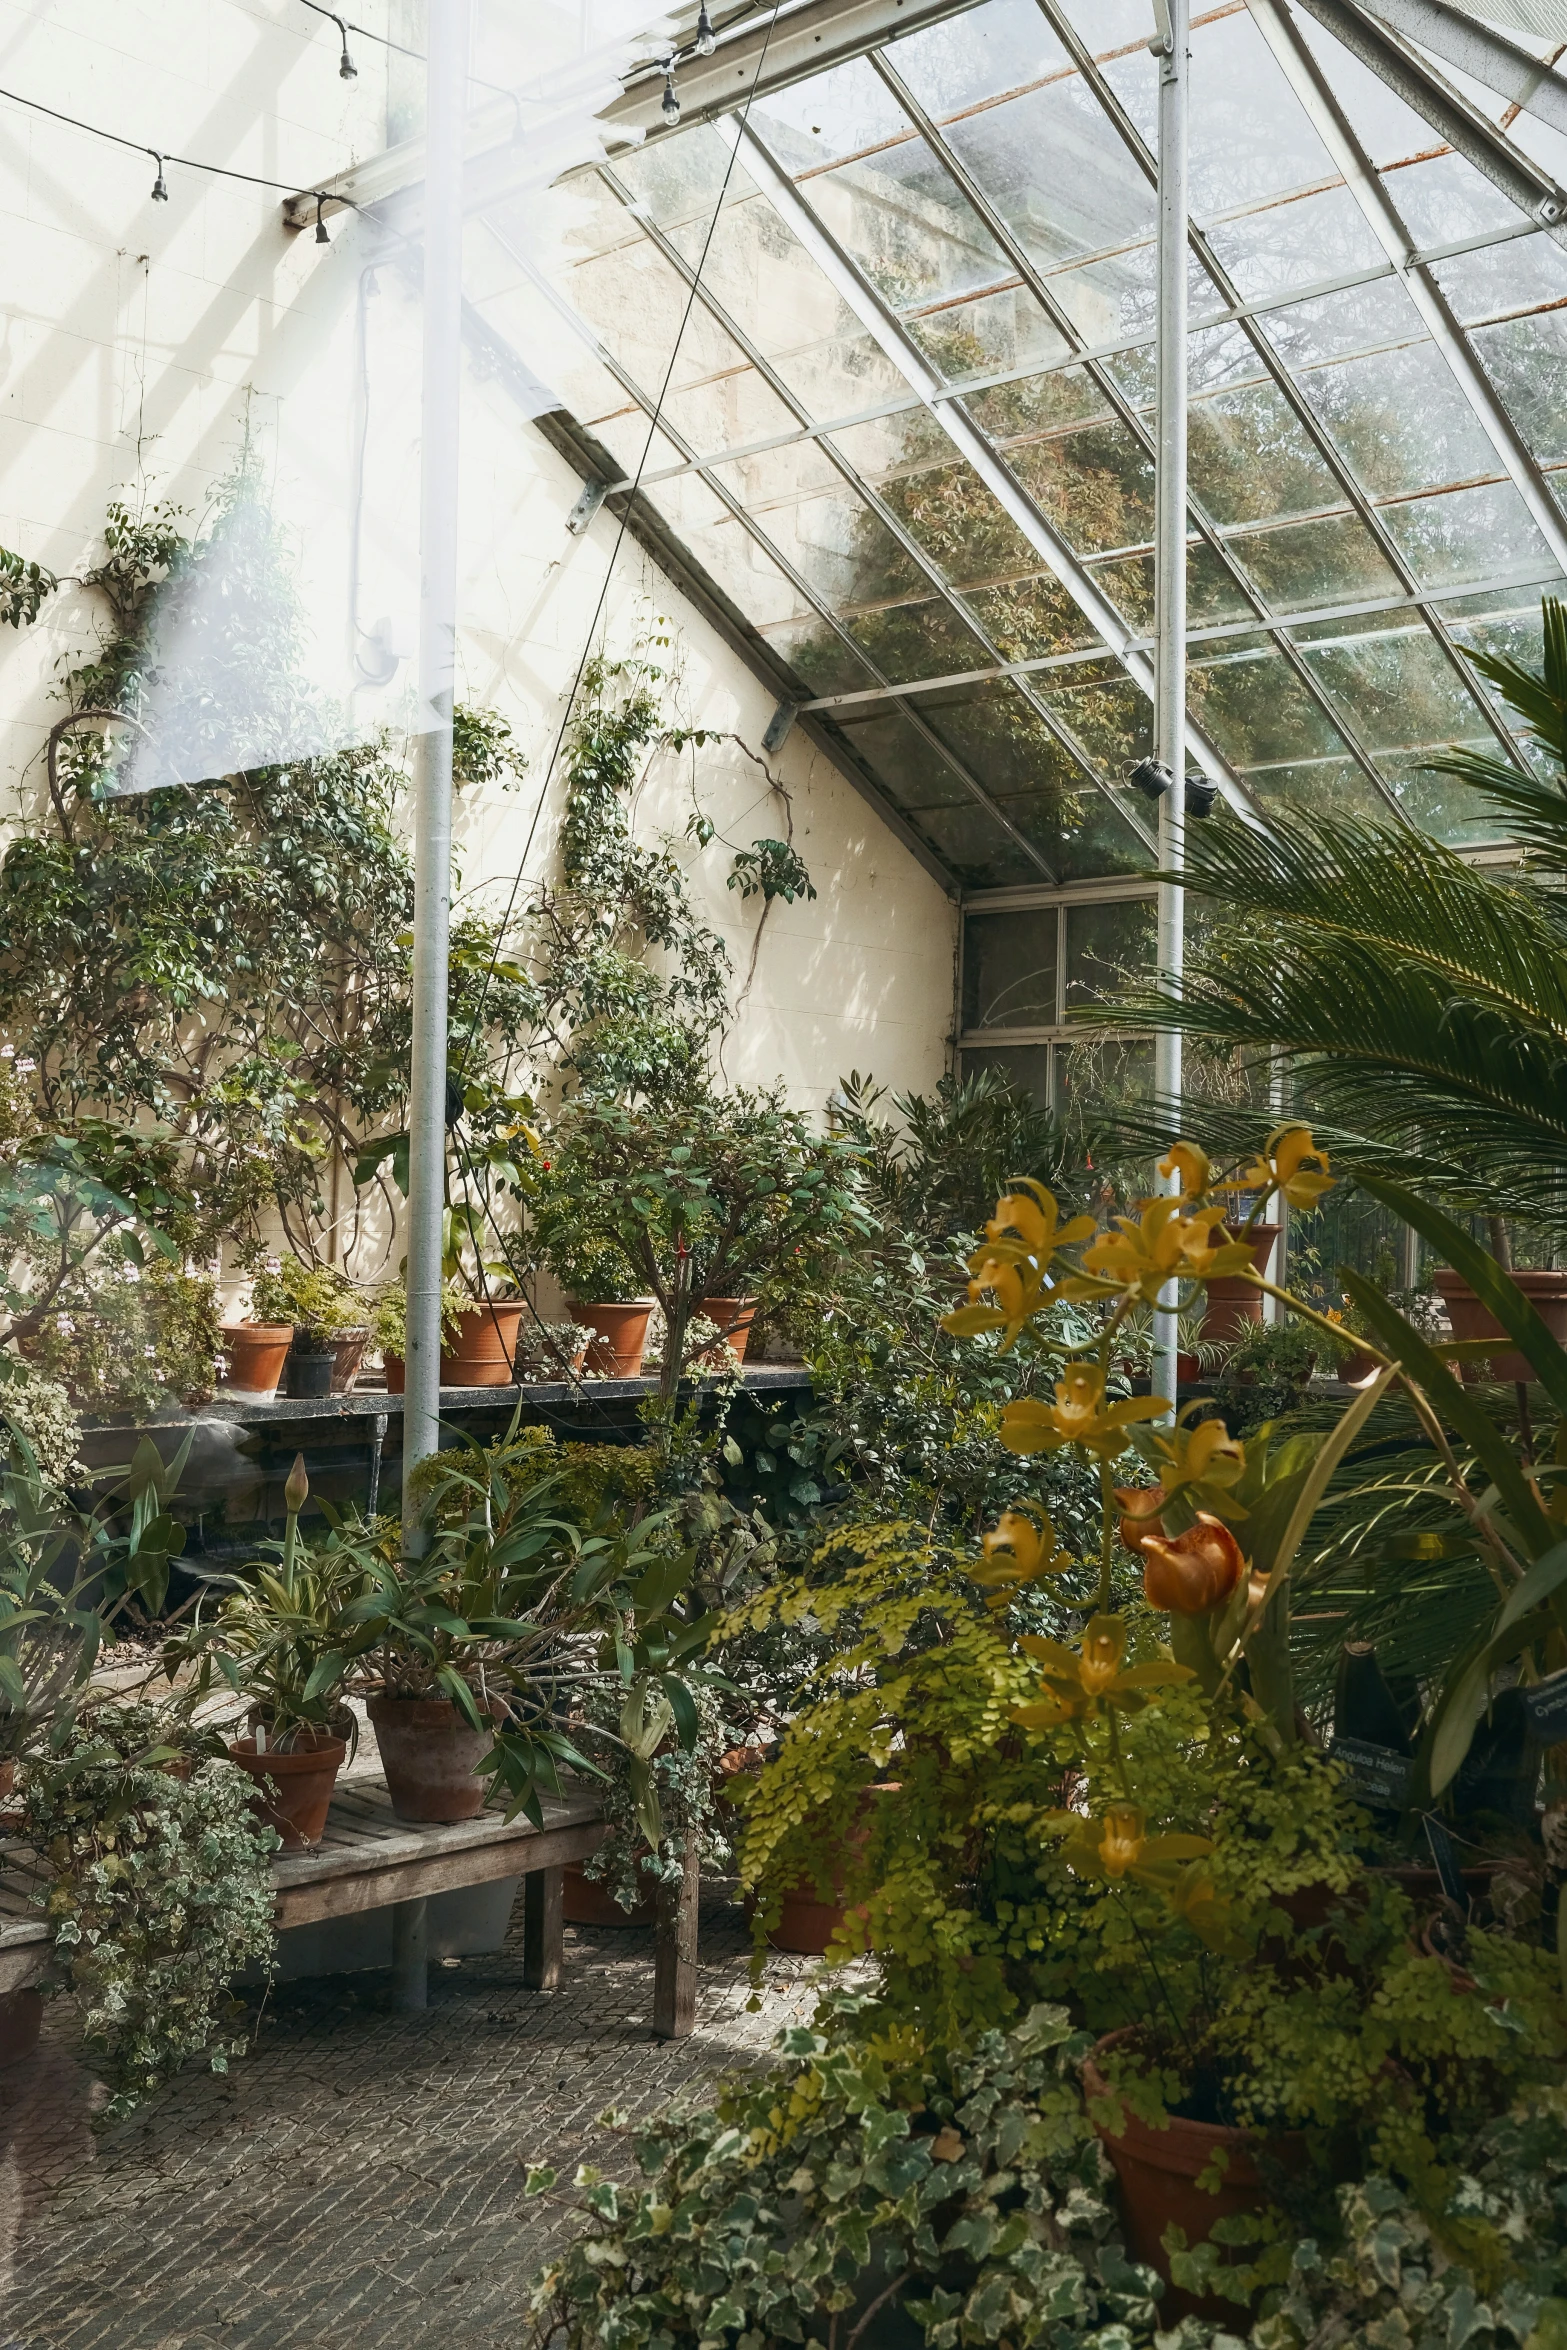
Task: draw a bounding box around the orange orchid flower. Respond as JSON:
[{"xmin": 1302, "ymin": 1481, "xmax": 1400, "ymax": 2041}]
[
  {"xmin": 999, "ymin": 1363, "xmax": 1165, "ymax": 1460},
  {"xmin": 1141, "ymin": 1513, "xmax": 1249, "ymax": 1616},
  {"xmin": 1012, "ymin": 1612, "xmax": 1193, "ymax": 1728},
  {"xmin": 972, "ymin": 1507, "xmax": 1074, "ymax": 1609}
]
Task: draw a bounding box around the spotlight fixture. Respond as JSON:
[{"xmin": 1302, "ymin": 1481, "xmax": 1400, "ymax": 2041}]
[
  {"xmin": 148, "ymin": 149, "xmax": 169, "ymax": 202},
  {"xmin": 1128, "ymin": 756, "xmax": 1174, "ymax": 803},
  {"xmin": 313, "ymin": 193, "xmax": 331, "ymax": 243},
  {"xmin": 695, "ymin": 2, "xmax": 717, "ymax": 54},
  {"xmin": 1184, "ymin": 771, "xmax": 1220, "ymax": 819},
  {"xmin": 329, "ymin": 11, "xmax": 358, "ymax": 77},
  {"xmin": 661, "ymin": 64, "xmax": 681, "ymax": 124}
]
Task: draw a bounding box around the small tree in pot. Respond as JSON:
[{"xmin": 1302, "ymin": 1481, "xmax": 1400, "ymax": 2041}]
[{"xmin": 528, "ymin": 1084, "xmax": 870, "ymax": 1403}]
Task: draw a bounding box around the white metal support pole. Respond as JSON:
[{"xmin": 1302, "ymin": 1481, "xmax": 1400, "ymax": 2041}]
[
  {"xmin": 1152, "ymin": 0, "xmax": 1189, "ymax": 1422},
  {"xmin": 403, "ymin": 0, "xmax": 471, "ymax": 1535}
]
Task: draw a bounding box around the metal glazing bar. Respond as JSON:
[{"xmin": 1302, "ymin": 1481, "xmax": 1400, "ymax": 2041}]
[
  {"xmin": 1040, "ymin": 0, "xmax": 1535, "ymax": 777},
  {"xmin": 1359, "ymin": 0, "xmax": 1567, "ymax": 137},
  {"xmin": 713, "ymin": 109, "xmax": 1248, "ymax": 822},
  {"xmin": 1291, "ymin": 0, "xmax": 1567, "ymax": 226},
  {"xmin": 1246, "ymin": 0, "xmax": 1567, "ymax": 574},
  {"xmin": 1153, "ymin": 0, "xmax": 1188, "ymax": 1419}
]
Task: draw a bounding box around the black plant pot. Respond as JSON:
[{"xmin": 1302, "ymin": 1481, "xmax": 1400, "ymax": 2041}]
[{"xmin": 286, "ymin": 1340, "xmax": 335, "ymax": 1399}]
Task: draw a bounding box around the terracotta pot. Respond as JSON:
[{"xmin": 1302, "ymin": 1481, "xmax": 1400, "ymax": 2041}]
[
  {"xmin": 567, "ymin": 1300, "xmax": 654, "ymax": 1379},
  {"xmin": 0, "ymin": 1989, "xmax": 43, "ymax": 2069},
  {"xmin": 764, "ymin": 1784, "xmax": 900, "ymax": 1956},
  {"xmin": 329, "ymin": 1330, "xmax": 369, "ymax": 1393},
  {"xmin": 440, "ymin": 1300, "xmax": 526, "ymax": 1388},
  {"xmin": 563, "ymin": 1859, "xmax": 656, "ymax": 1927},
  {"xmin": 1083, "ymin": 2032, "xmax": 1305, "ymax": 2322},
  {"xmin": 219, "ymin": 1322, "xmax": 295, "ymax": 1396},
  {"xmin": 1199, "ymin": 1224, "xmax": 1281, "ymax": 1349},
  {"xmin": 382, "ymin": 1352, "xmax": 405, "ymax": 1394},
  {"xmin": 1433, "ymin": 1266, "xmax": 1567, "ymax": 1384},
  {"xmin": 699, "ymin": 1298, "xmax": 757, "ymax": 1365},
  {"xmin": 368, "ymin": 1695, "xmax": 495, "ymax": 1823},
  {"xmin": 227, "ymin": 1731, "xmax": 346, "ymax": 1849},
  {"xmin": 1337, "ymin": 1345, "xmax": 1383, "ymax": 1385}
]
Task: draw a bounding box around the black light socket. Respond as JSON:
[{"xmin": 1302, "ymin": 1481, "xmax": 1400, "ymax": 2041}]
[
  {"xmin": 1185, "ymin": 772, "xmax": 1220, "ymax": 818},
  {"xmin": 1128, "ymin": 757, "xmax": 1175, "ymax": 803}
]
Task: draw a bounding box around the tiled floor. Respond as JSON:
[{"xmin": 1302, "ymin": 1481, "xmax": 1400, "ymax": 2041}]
[{"xmin": 0, "ymin": 1890, "xmax": 819, "ymax": 2349}]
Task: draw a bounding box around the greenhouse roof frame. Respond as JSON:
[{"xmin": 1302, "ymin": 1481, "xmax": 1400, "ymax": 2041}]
[{"xmin": 294, "ymin": 0, "xmax": 1567, "ymax": 891}]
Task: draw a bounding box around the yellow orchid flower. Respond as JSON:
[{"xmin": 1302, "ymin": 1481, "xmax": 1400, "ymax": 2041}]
[
  {"xmin": 1233, "ymin": 1123, "xmax": 1334, "ymax": 1213},
  {"xmin": 1157, "ymin": 1140, "xmax": 1211, "ymax": 1201},
  {"xmin": 1011, "ymin": 1613, "xmax": 1193, "ymax": 1726},
  {"xmin": 1044, "ymin": 1800, "xmax": 1214, "ymax": 1886},
  {"xmin": 1144, "ymin": 1411, "xmax": 1247, "ymax": 1504},
  {"xmin": 971, "ymin": 1507, "xmax": 1074, "ymax": 1609},
  {"xmin": 1082, "ymin": 1197, "xmax": 1252, "ymax": 1305},
  {"xmin": 942, "ymin": 1180, "xmax": 1099, "ymax": 1347},
  {"xmin": 999, "ymin": 1363, "xmax": 1166, "ymax": 1460}
]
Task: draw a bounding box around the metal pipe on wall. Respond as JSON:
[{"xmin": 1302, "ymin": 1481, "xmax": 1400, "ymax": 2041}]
[
  {"xmin": 403, "ymin": 0, "xmax": 472, "ymax": 1535},
  {"xmin": 1152, "ymin": 0, "xmax": 1189, "ymax": 1421}
]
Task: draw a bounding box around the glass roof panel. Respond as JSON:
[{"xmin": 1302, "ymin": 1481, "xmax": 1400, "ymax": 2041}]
[
  {"xmin": 892, "ymin": 0, "xmax": 1071, "ymax": 114},
  {"xmin": 1378, "ymin": 481, "xmax": 1560, "ymax": 590},
  {"xmin": 1188, "ymin": 636, "xmax": 1354, "ymax": 769},
  {"xmin": 1382, "ymin": 755, "xmax": 1516, "ymax": 847},
  {"xmin": 502, "ymin": 0, "xmax": 1567, "ymax": 889}
]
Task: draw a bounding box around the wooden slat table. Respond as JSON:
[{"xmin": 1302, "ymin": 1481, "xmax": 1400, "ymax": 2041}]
[{"xmin": 0, "ymin": 1771, "xmax": 701, "ymax": 2033}]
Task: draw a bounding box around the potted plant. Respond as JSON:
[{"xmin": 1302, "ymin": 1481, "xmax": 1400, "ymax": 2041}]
[
  {"xmin": 248, "ymin": 1257, "xmax": 370, "ymax": 1397},
  {"xmin": 368, "ymin": 1277, "xmax": 508, "ymax": 1392},
  {"xmin": 180, "ymin": 1455, "xmax": 373, "ymax": 1846}
]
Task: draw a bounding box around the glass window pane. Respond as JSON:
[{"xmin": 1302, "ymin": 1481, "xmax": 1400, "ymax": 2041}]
[
  {"xmin": 1381, "ymin": 754, "xmax": 1518, "ymax": 847},
  {"xmin": 941, "ymin": 77, "xmax": 1156, "ymax": 275},
  {"xmin": 1188, "ymin": 12, "xmax": 1336, "ymax": 218},
  {"xmin": 832, "ymin": 705, "xmax": 977, "ymax": 808},
  {"xmin": 1030, "ymin": 790, "xmax": 1151, "ymax": 882},
  {"xmin": 1264, "ymin": 276, "xmax": 1425, "ymax": 371},
  {"xmin": 1297, "ymin": 342, "xmax": 1500, "ymax": 498},
  {"xmin": 1296, "ymin": 620, "xmax": 1489, "ymax": 756},
  {"xmin": 660, "ymin": 364, "xmax": 800, "ymax": 461},
  {"xmin": 1378, "ymin": 482, "xmax": 1560, "ymax": 590},
  {"xmin": 962, "ymin": 1042, "xmax": 1055, "ymax": 1105},
  {"xmin": 1040, "ymin": 665, "xmax": 1153, "ymax": 769},
  {"xmin": 758, "ymin": 618, "xmax": 880, "ymax": 697},
  {"xmin": 1090, "ymin": 542, "xmax": 1257, "ymax": 632},
  {"xmin": 894, "ymin": 0, "xmax": 1070, "ymax": 115},
  {"xmin": 908, "ymin": 287, "xmax": 1071, "ymax": 386},
  {"xmin": 721, "ymin": 478, "xmax": 932, "ymax": 613},
  {"xmin": 845, "ymin": 452, "xmax": 1041, "ymax": 589},
  {"xmin": 1189, "ymin": 638, "xmax": 1350, "ymax": 768},
  {"xmin": 918, "ymin": 679, "xmax": 1087, "ymax": 802},
  {"xmin": 798, "ymin": 132, "xmax": 1014, "ymax": 312},
  {"xmin": 1009, "ymin": 420, "xmax": 1155, "ymax": 554},
  {"xmin": 1056, "ymin": 1035, "xmax": 1155, "ymax": 1123},
  {"xmin": 1223, "ymin": 512, "xmax": 1402, "ymax": 612},
  {"xmin": 902, "ymin": 801, "xmax": 1044, "ymax": 885},
  {"xmin": 962, "ymin": 909, "xmax": 1059, "ymax": 1030},
  {"xmin": 1064, "ymin": 899, "xmax": 1157, "ymax": 1014},
  {"xmin": 1432, "ymin": 233, "xmax": 1567, "ymax": 325},
  {"xmin": 1201, "ymin": 187, "xmax": 1386, "ymax": 307},
  {"xmin": 1246, "ymin": 756, "xmax": 1387, "ymax": 819},
  {"xmin": 1188, "ymin": 381, "xmax": 1346, "ymax": 528},
  {"xmin": 1380, "ymin": 154, "xmax": 1528, "ymax": 250},
  {"xmin": 964, "ymin": 363, "xmax": 1114, "ymax": 444},
  {"xmin": 1468, "ymin": 312, "xmax": 1567, "ymax": 464},
  {"xmin": 963, "ymin": 574, "xmax": 1105, "ymax": 658},
  {"xmin": 647, "ymin": 483, "xmax": 817, "ymax": 626},
  {"xmin": 748, "ymin": 56, "xmax": 910, "ymax": 169},
  {"xmin": 845, "ymin": 598, "xmax": 995, "ymax": 682}
]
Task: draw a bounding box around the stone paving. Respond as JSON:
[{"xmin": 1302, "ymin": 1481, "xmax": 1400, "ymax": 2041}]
[{"xmin": 0, "ymin": 1888, "xmax": 821, "ymax": 2350}]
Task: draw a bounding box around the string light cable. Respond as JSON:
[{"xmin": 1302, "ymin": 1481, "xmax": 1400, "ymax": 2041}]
[{"xmin": 0, "ymin": 81, "xmax": 353, "ymax": 215}]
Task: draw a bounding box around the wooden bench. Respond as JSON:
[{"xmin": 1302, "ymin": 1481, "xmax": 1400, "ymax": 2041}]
[{"xmin": 0, "ymin": 1770, "xmax": 701, "ymax": 2035}]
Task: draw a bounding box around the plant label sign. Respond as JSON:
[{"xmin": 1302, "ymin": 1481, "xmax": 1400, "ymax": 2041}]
[
  {"xmin": 1523, "ymin": 1669, "xmax": 1567, "ymax": 1741},
  {"xmin": 1329, "ymin": 1735, "xmax": 1411, "ymax": 1809},
  {"xmin": 1422, "ymin": 1815, "xmax": 1466, "ymax": 1906}
]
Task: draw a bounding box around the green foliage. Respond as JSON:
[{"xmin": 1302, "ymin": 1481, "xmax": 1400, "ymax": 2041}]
[
  {"xmin": 0, "ymin": 544, "xmax": 58, "ymax": 630},
  {"xmin": 248, "ymin": 1255, "xmax": 365, "ymax": 1338},
  {"xmin": 1213, "ymin": 1320, "xmax": 1319, "ymax": 1437},
  {"xmin": 525, "ymin": 1999, "xmax": 1170, "ymax": 2350},
  {"xmin": 451, "ymin": 701, "xmax": 525, "ymax": 791},
  {"xmin": 21, "ymin": 1702, "xmax": 277, "ymax": 2121},
  {"xmin": 727, "ymin": 836, "xmax": 816, "ymax": 904},
  {"xmin": 528, "ymin": 1086, "xmax": 870, "ymax": 1402}
]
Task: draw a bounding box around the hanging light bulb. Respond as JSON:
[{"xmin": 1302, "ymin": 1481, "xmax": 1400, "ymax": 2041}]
[
  {"xmin": 147, "ymin": 150, "xmax": 169, "ymax": 202},
  {"xmin": 695, "ymin": 3, "xmax": 716, "ymax": 55},
  {"xmin": 661, "ymin": 64, "xmax": 681, "ymax": 125},
  {"xmin": 331, "ymin": 11, "xmax": 358, "ymax": 76},
  {"xmin": 314, "ymin": 193, "xmax": 331, "ymax": 244}
]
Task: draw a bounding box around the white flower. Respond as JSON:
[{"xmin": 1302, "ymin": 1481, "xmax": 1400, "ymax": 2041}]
[
  {"xmin": 0, "ymin": 1044, "xmax": 12, "ymax": 1058},
  {"xmin": 54, "ymin": 1315, "xmax": 75, "ymax": 1335},
  {"xmin": 143, "ymin": 1344, "xmax": 158, "ymax": 1359},
  {"xmin": 15, "ymin": 1058, "xmax": 36, "ymax": 1074}
]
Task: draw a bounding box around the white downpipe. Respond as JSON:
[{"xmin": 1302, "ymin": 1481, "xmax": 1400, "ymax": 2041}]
[
  {"xmin": 1152, "ymin": 0, "xmax": 1189, "ymax": 1424},
  {"xmin": 402, "ymin": 0, "xmax": 472, "ymax": 1536}
]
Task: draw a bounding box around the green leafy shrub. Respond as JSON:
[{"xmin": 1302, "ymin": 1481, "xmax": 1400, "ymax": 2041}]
[{"xmin": 22, "ymin": 1703, "xmax": 278, "ymax": 2120}]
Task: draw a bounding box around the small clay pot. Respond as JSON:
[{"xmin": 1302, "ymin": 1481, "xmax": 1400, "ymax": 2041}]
[
  {"xmin": 0, "ymin": 1989, "xmax": 43, "ymax": 2069},
  {"xmin": 699, "ymin": 1298, "xmax": 757, "ymax": 1366},
  {"xmin": 1083, "ymin": 2032, "xmax": 1306, "ymax": 2322},
  {"xmin": 368, "ymin": 1694, "xmax": 495, "ymax": 1822},
  {"xmin": 329, "ymin": 1330, "xmax": 369, "ymax": 1392},
  {"xmin": 228, "ymin": 1731, "xmax": 346, "ymax": 1849},
  {"xmin": 563, "ymin": 1860, "xmax": 656, "ymax": 1927},
  {"xmin": 764, "ymin": 1784, "xmax": 899, "ymax": 1955},
  {"xmin": 568, "ymin": 1300, "xmax": 654, "ymax": 1378},
  {"xmin": 220, "ymin": 1322, "xmax": 295, "ymax": 1396}
]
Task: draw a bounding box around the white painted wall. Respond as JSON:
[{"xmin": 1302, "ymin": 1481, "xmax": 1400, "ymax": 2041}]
[{"xmin": 0, "ymin": 0, "xmax": 956, "ymax": 1162}]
